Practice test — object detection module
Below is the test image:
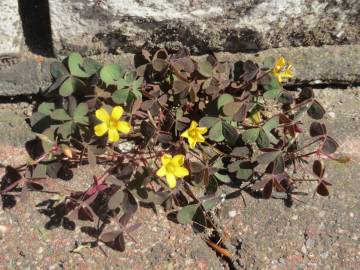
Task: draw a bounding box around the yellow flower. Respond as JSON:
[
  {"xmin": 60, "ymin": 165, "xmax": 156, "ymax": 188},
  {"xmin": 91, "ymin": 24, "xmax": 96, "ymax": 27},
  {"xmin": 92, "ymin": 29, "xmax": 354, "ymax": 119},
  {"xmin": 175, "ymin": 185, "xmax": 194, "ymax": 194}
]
[
  {"xmin": 272, "ymin": 56, "xmax": 294, "ymax": 83},
  {"xmin": 181, "ymin": 121, "xmax": 208, "ymax": 149},
  {"xmin": 156, "ymin": 154, "xmax": 189, "ymax": 189},
  {"xmin": 249, "ymin": 111, "xmax": 261, "ymax": 124},
  {"xmin": 94, "ymin": 106, "xmax": 131, "ymax": 142}
]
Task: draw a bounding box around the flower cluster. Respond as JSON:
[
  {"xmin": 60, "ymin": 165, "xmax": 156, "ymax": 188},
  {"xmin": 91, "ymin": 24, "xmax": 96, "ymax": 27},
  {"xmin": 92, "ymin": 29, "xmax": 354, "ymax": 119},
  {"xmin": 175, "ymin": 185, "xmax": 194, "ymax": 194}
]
[{"xmin": 94, "ymin": 109, "xmax": 207, "ymax": 189}]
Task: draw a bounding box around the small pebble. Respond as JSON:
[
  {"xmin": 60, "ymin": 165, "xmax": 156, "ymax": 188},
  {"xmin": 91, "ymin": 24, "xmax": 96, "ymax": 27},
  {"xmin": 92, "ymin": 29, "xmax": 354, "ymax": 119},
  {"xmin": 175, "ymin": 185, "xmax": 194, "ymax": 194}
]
[
  {"xmin": 228, "ymin": 210, "xmax": 236, "ymax": 218},
  {"xmin": 301, "ymin": 245, "xmax": 307, "ymax": 254},
  {"xmin": 319, "ymin": 211, "xmax": 326, "ymax": 218},
  {"xmin": 306, "ymin": 239, "xmax": 315, "ymax": 249},
  {"xmin": 291, "ymin": 215, "xmax": 298, "ymax": 220},
  {"xmin": 328, "ymin": 112, "xmax": 336, "ymax": 118},
  {"xmin": 320, "ymin": 251, "xmax": 329, "ymax": 259},
  {"xmin": 349, "ymin": 212, "xmax": 354, "ymax": 218}
]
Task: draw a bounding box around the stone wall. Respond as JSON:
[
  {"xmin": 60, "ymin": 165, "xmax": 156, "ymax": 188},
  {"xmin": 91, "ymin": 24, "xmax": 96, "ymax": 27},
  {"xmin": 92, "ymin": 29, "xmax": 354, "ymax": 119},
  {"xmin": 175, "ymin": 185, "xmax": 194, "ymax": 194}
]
[
  {"xmin": 49, "ymin": 0, "xmax": 360, "ymax": 55},
  {"xmin": 1, "ymin": 0, "xmax": 360, "ymax": 57}
]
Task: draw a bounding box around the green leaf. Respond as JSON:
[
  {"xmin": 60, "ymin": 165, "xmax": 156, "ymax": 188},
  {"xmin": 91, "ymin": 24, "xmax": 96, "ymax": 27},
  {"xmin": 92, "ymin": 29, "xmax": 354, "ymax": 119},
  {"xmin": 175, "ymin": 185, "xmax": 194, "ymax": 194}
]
[
  {"xmin": 264, "ymin": 75, "xmax": 281, "ymax": 92},
  {"xmin": 198, "ymin": 60, "xmax": 213, "ymax": 77},
  {"xmin": 112, "ymin": 89, "xmax": 130, "ymax": 104},
  {"xmin": 209, "ymin": 121, "xmax": 224, "ymax": 142},
  {"xmin": 264, "ymin": 89, "xmax": 281, "ymax": 99},
  {"xmin": 73, "ymin": 103, "xmax": 89, "ymax": 125},
  {"xmin": 223, "ymin": 101, "xmax": 241, "ymax": 117},
  {"xmin": 307, "ymin": 100, "xmax": 325, "ymax": 120},
  {"xmin": 263, "ymin": 56, "xmax": 275, "ymax": 69},
  {"xmin": 152, "ymin": 59, "xmax": 168, "ymax": 72},
  {"xmin": 59, "ymin": 77, "xmax": 85, "ymax": 97},
  {"xmin": 68, "ymin": 52, "xmax": 90, "ymax": 78},
  {"xmin": 50, "ymin": 61, "xmax": 69, "ymax": 79},
  {"xmin": 278, "ymin": 92, "xmax": 293, "ymax": 104},
  {"xmin": 242, "ymin": 128, "xmax": 260, "ymax": 143},
  {"xmin": 263, "ymin": 116, "xmax": 279, "ymax": 132},
  {"xmin": 217, "ymin": 94, "xmax": 234, "ymax": 109},
  {"xmin": 231, "ymin": 147, "xmax": 249, "ymax": 157},
  {"xmin": 117, "ymin": 78, "xmax": 129, "ymax": 90},
  {"xmin": 131, "ymin": 87, "xmax": 142, "ymax": 99},
  {"xmin": 199, "ymin": 117, "xmax": 220, "ymax": 128},
  {"xmin": 222, "ymin": 122, "xmax": 238, "ymax": 146},
  {"xmin": 177, "ymin": 204, "xmax": 199, "ymax": 224},
  {"xmin": 272, "ymin": 155, "xmax": 285, "ymax": 174},
  {"xmin": 38, "ymin": 102, "xmax": 55, "ymax": 115},
  {"xmin": 321, "ymin": 136, "xmax": 338, "ymax": 154},
  {"xmin": 133, "ymin": 77, "xmax": 143, "ymax": 91},
  {"xmin": 202, "ymin": 197, "xmax": 222, "ymax": 211},
  {"xmin": 108, "ymin": 190, "xmax": 125, "ymax": 210},
  {"xmin": 46, "ymin": 161, "xmax": 63, "ymax": 178},
  {"xmin": 32, "ymin": 163, "xmax": 47, "ymax": 179},
  {"xmin": 40, "ymin": 128, "xmax": 55, "ymax": 153},
  {"xmin": 236, "ymin": 161, "xmax": 255, "ymax": 180},
  {"xmin": 214, "ymin": 172, "xmax": 231, "ymax": 183},
  {"xmin": 30, "ymin": 112, "xmax": 51, "ymax": 133},
  {"xmin": 58, "ymin": 121, "xmax": 73, "ymax": 138},
  {"xmin": 257, "ymin": 150, "xmax": 280, "ymax": 164},
  {"xmin": 310, "ymin": 122, "xmax": 327, "ymax": 137},
  {"xmin": 100, "ymin": 64, "xmax": 124, "ymax": 86},
  {"xmin": 50, "ymin": 109, "xmax": 71, "ymax": 121},
  {"xmin": 173, "ymin": 79, "xmax": 190, "ymax": 94},
  {"xmin": 82, "ymin": 58, "xmax": 102, "ymax": 75},
  {"xmin": 124, "ymin": 71, "xmax": 136, "ymax": 84},
  {"xmin": 257, "ymin": 129, "xmax": 270, "ymax": 148}
]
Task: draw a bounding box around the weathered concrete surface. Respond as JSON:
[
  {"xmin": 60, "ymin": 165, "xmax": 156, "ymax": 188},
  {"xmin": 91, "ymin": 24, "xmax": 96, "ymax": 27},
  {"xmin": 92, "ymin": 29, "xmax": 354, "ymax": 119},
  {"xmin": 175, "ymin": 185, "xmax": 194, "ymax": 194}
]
[
  {"xmin": 217, "ymin": 45, "xmax": 360, "ymax": 85},
  {"xmin": 1, "ymin": 45, "xmax": 359, "ymax": 96},
  {"xmin": 0, "ymin": 1, "xmax": 22, "ymax": 57},
  {"xmin": 0, "ymin": 58, "xmax": 52, "ymax": 96},
  {"xmin": 49, "ymin": 0, "xmax": 360, "ymax": 55},
  {"xmin": 0, "ymin": 88, "xmax": 359, "ymax": 269}
]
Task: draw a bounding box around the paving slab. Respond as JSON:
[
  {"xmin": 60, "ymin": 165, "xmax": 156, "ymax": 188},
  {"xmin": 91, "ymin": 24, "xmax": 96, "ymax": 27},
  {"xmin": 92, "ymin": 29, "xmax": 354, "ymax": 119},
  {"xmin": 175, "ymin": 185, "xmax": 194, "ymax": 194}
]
[{"xmin": 0, "ymin": 87, "xmax": 359, "ymax": 269}]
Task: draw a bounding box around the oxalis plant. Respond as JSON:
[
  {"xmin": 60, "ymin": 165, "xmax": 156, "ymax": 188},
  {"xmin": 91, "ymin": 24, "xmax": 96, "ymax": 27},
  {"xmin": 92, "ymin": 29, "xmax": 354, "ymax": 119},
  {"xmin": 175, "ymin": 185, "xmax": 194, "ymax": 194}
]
[{"xmin": 1, "ymin": 49, "xmax": 348, "ymax": 255}]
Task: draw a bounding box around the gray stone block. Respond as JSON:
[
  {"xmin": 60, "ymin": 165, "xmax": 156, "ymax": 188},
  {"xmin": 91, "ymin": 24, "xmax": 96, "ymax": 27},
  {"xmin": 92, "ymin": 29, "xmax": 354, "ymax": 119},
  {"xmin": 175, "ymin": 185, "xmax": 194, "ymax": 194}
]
[
  {"xmin": 0, "ymin": 0, "xmax": 23, "ymax": 57},
  {"xmin": 1, "ymin": 45, "xmax": 358, "ymax": 96},
  {"xmin": 0, "ymin": 59, "xmax": 52, "ymax": 96},
  {"xmin": 48, "ymin": 0, "xmax": 360, "ymax": 55}
]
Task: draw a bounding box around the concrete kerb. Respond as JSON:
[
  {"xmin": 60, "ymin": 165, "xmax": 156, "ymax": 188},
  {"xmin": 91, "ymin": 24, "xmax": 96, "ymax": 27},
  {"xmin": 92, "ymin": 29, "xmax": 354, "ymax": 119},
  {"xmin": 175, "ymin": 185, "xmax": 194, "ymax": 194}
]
[{"xmin": 0, "ymin": 45, "xmax": 359, "ymax": 96}]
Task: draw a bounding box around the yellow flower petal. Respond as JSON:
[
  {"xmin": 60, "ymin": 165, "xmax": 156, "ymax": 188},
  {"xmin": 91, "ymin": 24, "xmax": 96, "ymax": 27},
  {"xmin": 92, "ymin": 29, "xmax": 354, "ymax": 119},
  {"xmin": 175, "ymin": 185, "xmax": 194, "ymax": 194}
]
[
  {"xmin": 275, "ymin": 57, "xmax": 286, "ymax": 71},
  {"xmin": 196, "ymin": 134, "xmax": 205, "ymax": 143},
  {"xmin": 197, "ymin": 127, "xmax": 208, "ymax": 135},
  {"xmin": 250, "ymin": 111, "xmax": 261, "ymax": 124},
  {"xmin": 174, "ymin": 167, "xmax": 189, "ymax": 178},
  {"xmin": 188, "ymin": 137, "xmax": 197, "ymax": 149},
  {"xmin": 111, "ymin": 106, "xmax": 124, "ymax": 120},
  {"xmin": 117, "ymin": 121, "xmax": 131, "ymax": 134},
  {"xmin": 108, "ymin": 128, "xmax": 119, "ymax": 142},
  {"xmin": 94, "ymin": 123, "xmax": 108, "ymax": 136},
  {"xmin": 165, "ymin": 174, "xmax": 177, "ymax": 189},
  {"xmin": 181, "ymin": 129, "xmax": 190, "ymax": 139},
  {"xmin": 172, "ymin": 154, "xmax": 185, "ymax": 166},
  {"xmin": 161, "ymin": 154, "xmax": 172, "ymax": 165},
  {"xmin": 95, "ymin": 107, "xmax": 110, "ymax": 122},
  {"xmin": 156, "ymin": 166, "xmax": 167, "ymax": 177},
  {"xmin": 190, "ymin": 121, "xmax": 198, "ymax": 130},
  {"xmin": 283, "ymin": 67, "xmax": 294, "ymax": 78}
]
